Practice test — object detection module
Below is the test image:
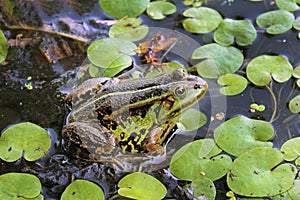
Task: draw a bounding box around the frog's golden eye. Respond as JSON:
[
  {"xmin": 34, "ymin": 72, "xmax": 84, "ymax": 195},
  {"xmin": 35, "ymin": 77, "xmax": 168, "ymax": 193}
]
[{"xmin": 174, "ymin": 86, "xmax": 187, "ymax": 99}]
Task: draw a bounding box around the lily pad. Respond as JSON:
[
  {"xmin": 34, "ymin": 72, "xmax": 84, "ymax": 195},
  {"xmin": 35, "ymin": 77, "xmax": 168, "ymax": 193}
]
[
  {"xmin": 192, "ymin": 177, "xmax": 216, "ymax": 200},
  {"xmin": 193, "ymin": 43, "xmax": 244, "ymax": 78},
  {"xmin": 170, "ymin": 139, "xmax": 232, "ymax": 181},
  {"xmin": 289, "ymin": 95, "xmax": 300, "ymax": 113},
  {"xmin": 227, "ymin": 147, "xmax": 297, "ymax": 197},
  {"xmin": 146, "ymin": 1, "xmax": 176, "ymax": 20},
  {"xmin": 118, "ymin": 172, "xmax": 167, "ymax": 200},
  {"xmin": 99, "ymin": 0, "xmax": 149, "ymax": 19},
  {"xmin": 0, "ymin": 122, "xmax": 50, "ymax": 162},
  {"xmin": 214, "ymin": 116, "xmax": 274, "ymax": 156},
  {"xmin": 0, "ymin": 173, "xmax": 42, "ymax": 200},
  {"xmin": 246, "ymin": 55, "xmax": 293, "ymax": 86},
  {"xmin": 217, "ymin": 74, "xmax": 248, "ymax": 96},
  {"xmin": 275, "ymin": 0, "xmax": 300, "ymax": 12},
  {"xmin": 87, "ymin": 38, "xmax": 136, "ymax": 69},
  {"xmin": 256, "ymin": 10, "xmax": 295, "ymax": 34},
  {"xmin": 293, "ymin": 64, "xmax": 300, "ymax": 78},
  {"xmin": 183, "ymin": 7, "xmax": 223, "ymax": 33},
  {"xmin": 177, "ymin": 108, "xmax": 207, "ymax": 131},
  {"xmin": 214, "ymin": 19, "xmax": 257, "ymax": 46},
  {"xmin": 0, "ymin": 30, "xmax": 7, "ymax": 63},
  {"xmin": 61, "ymin": 179, "xmax": 104, "ymax": 200},
  {"xmin": 293, "ymin": 18, "xmax": 300, "ymax": 30},
  {"xmin": 281, "ymin": 137, "xmax": 300, "ymax": 161},
  {"xmin": 109, "ymin": 18, "xmax": 149, "ymax": 41},
  {"xmin": 288, "ymin": 179, "xmax": 300, "ymax": 199}
]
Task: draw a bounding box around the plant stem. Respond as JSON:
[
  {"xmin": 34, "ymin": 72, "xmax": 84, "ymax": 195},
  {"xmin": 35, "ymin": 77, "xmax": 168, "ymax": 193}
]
[{"xmin": 266, "ymin": 84, "xmax": 277, "ymax": 123}]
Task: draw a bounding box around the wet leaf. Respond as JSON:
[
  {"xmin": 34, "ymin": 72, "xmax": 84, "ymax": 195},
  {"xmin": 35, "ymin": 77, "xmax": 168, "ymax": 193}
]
[
  {"xmin": 0, "ymin": 30, "xmax": 7, "ymax": 63},
  {"xmin": 192, "ymin": 177, "xmax": 216, "ymax": 200},
  {"xmin": 0, "ymin": 122, "xmax": 50, "ymax": 162},
  {"xmin": 193, "ymin": 43, "xmax": 243, "ymax": 78},
  {"xmin": 170, "ymin": 139, "xmax": 232, "ymax": 181},
  {"xmin": 118, "ymin": 172, "xmax": 167, "ymax": 200},
  {"xmin": 288, "ymin": 179, "xmax": 300, "ymax": 199},
  {"xmin": 217, "ymin": 74, "xmax": 248, "ymax": 96},
  {"xmin": 293, "ymin": 18, "xmax": 300, "ymax": 30},
  {"xmin": 109, "ymin": 18, "xmax": 149, "ymax": 41},
  {"xmin": 227, "ymin": 147, "xmax": 297, "ymax": 197},
  {"xmin": 183, "ymin": 7, "xmax": 223, "ymax": 33},
  {"xmin": 0, "ymin": 173, "xmax": 42, "ymax": 199},
  {"xmin": 99, "ymin": 0, "xmax": 149, "ymax": 18},
  {"xmin": 214, "ymin": 116, "xmax": 274, "ymax": 156},
  {"xmin": 177, "ymin": 108, "xmax": 207, "ymax": 131},
  {"xmin": 146, "ymin": 1, "xmax": 176, "ymax": 20},
  {"xmin": 61, "ymin": 180, "xmax": 104, "ymax": 200},
  {"xmin": 281, "ymin": 137, "xmax": 300, "ymax": 161},
  {"xmin": 275, "ymin": 0, "xmax": 300, "ymax": 12},
  {"xmin": 214, "ymin": 19, "xmax": 257, "ymax": 46},
  {"xmin": 289, "ymin": 95, "xmax": 300, "ymax": 113},
  {"xmin": 256, "ymin": 10, "xmax": 295, "ymax": 34},
  {"xmin": 87, "ymin": 38, "xmax": 136, "ymax": 69},
  {"xmin": 246, "ymin": 55, "xmax": 293, "ymax": 86}
]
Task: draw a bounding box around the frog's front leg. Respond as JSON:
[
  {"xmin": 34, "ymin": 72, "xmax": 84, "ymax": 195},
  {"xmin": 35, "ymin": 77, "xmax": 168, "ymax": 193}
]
[{"xmin": 62, "ymin": 122, "xmax": 118, "ymax": 162}]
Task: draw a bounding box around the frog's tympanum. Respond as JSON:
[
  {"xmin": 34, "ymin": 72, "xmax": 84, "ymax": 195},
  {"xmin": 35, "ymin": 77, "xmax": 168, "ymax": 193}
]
[{"xmin": 62, "ymin": 69, "xmax": 208, "ymax": 166}]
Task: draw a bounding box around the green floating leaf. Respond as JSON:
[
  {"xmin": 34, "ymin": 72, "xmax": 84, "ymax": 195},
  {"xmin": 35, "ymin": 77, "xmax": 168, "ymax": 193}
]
[
  {"xmin": 99, "ymin": 0, "xmax": 149, "ymax": 18},
  {"xmin": 256, "ymin": 10, "xmax": 295, "ymax": 34},
  {"xmin": 217, "ymin": 74, "xmax": 248, "ymax": 96},
  {"xmin": 0, "ymin": 30, "xmax": 8, "ymax": 63},
  {"xmin": 281, "ymin": 137, "xmax": 300, "ymax": 161},
  {"xmin": 292, "ymin": 64, "xmax": 300, "ymax": 78},
  {"xmin": 170, "ymin": 139, "xmax": 232, "ymax": 181},
  {"xmin": 109, "ymin": 18, "xmax": 149, "ymax": 41},
  {"xmin": 0, "ymin": 122, "xmax": 50, "ymax": 162},
  {"xmin": 145, "ymin": 61, "xmax": 186, "ymax": 78},
  {"xmin": 227, "ymin": 147, "xmax": 297, "ymax": 197},
  {"xmin": 183, "ymin": 7, "xmax": 223, "ymax": 33},
  {"xmin": 289, "ymin": 95, "xmax": 300, "ymax": 113},
  {"xmin": 275, "ymin": 0, "xmax": 300, "ymax": 12},
  {"xmin": 0, "ymin": 173, "xmax": 42, "ymax": 200},
  {"xmin": 87, "ymin": 38, "xmax": 136, "ymax": 70},
  {"xmin": 288, "ymin": 179, "xmax": 300, "ymax": 199},
  {"xmin": 192, "ymin": 177, "xmax": 216, "ymax": 200},
  {"xmin": 118, "ymin": 172, "xmax": 167, "ymax": 200},
  {"xmin": 214, "ymin": 19, "xmax": 257, "ymax": 46},
  {"xmin": 293, "ymin": 18, "xmax": 300, "ymax": 30},
  {"xmin": 193, "ymin": 43, "xmax": 243, "ymax": 78},
  {"xmin": 61, "ymin": 179, "xmax": 104, "ymax": 200},
  {"xmin": 214, "ymin": 116, "xmax": 274, "ymax": 156},
  {"xmin": 246, "ymin": 55, "xmax": 293, "ymax": 86},
  {"xmin": 146, "ymin": 1, "xmax": 176, "ymax": 20},
  {"xmin": 177, "ymin": 108, "xmax": 207, "ymax": 131}
]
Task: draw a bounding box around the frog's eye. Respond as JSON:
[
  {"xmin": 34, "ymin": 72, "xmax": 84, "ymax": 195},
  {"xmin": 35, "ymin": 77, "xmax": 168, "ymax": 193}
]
[{"xmin": 174, "ymin": 86, "xmax": 187, "ymax": 99}]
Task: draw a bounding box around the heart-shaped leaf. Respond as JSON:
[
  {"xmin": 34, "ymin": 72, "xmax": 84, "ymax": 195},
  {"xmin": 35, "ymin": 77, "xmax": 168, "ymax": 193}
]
[
  {"xmin": 193, "ymin": 43, "xmax": 244, "ymax": 78},
  {"xmin": 214, "ymin": 116, "xmax": 274, "ymax": 156},
  {"xmin": 109, "ymin": 18, "xmax": 149, "ymax": 41},
  {"xmin": 281, "ymin": 137, "xmax": 300, "ymax": 161},
  {"xmin": 0, "ymin": 122, "xmax": 50, "ymax": 162},
  {"xmin": 192, "ymin": 177, "xmax": 216, "ymax": 200},
  {"xmin": 246, "ymin": 55, "xmax": 293, "ymax": 86},
  {"xmin": 170, "ymin": 139, "xmax": 232, "ymax": 181},
  {"xmin": 0, "ymin": 173, "xmax": 42, "ymax": 199},
  {"xmin": 275, "ymin": 0, "xmax": 300, "ymax": 12},
  {"xmin": 289, "ymin": 95, "xmax": 300, "ymax": 113},
  {"xmin": 227, "ymin": 147, "xmax": 297, "ymax": 197},
  {"xmin": 61, "ymin": 180, "xmax": 104, "ymax": 200},
  {"xmin": 214, "ymin": 19, "xmax": 257, "ymax": 46},
  {"xmin": 217, "ymin": 74, "xmax": 248, "ymax": 96},
  {"xmin": 118, "ymin": 172, "xmax": 167, "ymax": 200},
  {"xmin": 183, "ymin": 7, "xmax": 223, "ymax": 33},
  {"xmin": 87, "ymin": 38, "xmax": 136, "ymax": 69},
  {"xmin": 256, "ymin": 10, "xmax": 295, "ymax": 34},
  {"xmin": 293, "ymin": 17, "xmax": 300, "ymax": 30},
  {"xmin": 0, "ymin": 30, "xmax": 7, "ymax": 63},
  {"xmin": 99, "ymin": 0, "xmax": 149, "ymax": 19},
  {"xmin": 146, "ymin": 1, "xmax": 176, "ymax": 20}
]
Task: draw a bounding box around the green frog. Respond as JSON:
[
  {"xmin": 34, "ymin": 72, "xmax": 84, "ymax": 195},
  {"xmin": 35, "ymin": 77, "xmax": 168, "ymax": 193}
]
[{"xmin": 62, "ymin": 69, "xmax": 208, "ymax": 166}]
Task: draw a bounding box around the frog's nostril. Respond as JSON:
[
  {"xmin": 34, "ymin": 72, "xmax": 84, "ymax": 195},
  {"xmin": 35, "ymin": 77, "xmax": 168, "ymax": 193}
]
[{"xmin": 194, "ymin": 84, "xmax": 203, "ymax": 89}]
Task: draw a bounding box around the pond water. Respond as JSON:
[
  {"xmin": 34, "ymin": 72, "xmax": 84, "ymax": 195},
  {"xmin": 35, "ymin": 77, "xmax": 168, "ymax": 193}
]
[{"xmin": 0, "ymin": 0, "xmax": 299, "ymax": 199}]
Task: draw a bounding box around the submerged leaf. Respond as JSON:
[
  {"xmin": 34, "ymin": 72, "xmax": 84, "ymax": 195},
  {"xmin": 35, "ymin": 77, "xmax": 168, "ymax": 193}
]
[
  {"xmin": 146, "ymin": 1, "xmax": 176, "ymax": 20},
  {"xmin": 193, "ymin": 43, "xmax": 243, "ymax": 78},
  {"xmin": 217, "ymin": 74, "xmax": 248, "ymax": 96},
  {"xmin": 256, "ymin": 10, "xmax": 295, "ymax": 34},
  {"xmin": 246, "ymin": 55, "xmax": 293, "ymax": 86},
  {"xmin": 183, "ymin": 7, "xmax": 223, "ymax": 33}
]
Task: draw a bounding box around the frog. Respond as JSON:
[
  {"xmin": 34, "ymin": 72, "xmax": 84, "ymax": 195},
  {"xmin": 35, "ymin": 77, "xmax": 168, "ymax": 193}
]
[{"xmin": 62, "ymin": 69, "xmax": 208, "ymax": 166}]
